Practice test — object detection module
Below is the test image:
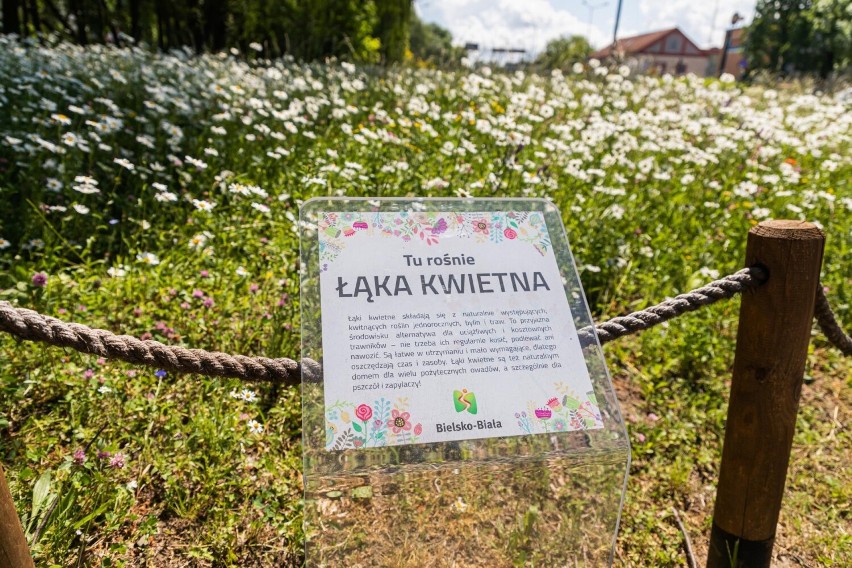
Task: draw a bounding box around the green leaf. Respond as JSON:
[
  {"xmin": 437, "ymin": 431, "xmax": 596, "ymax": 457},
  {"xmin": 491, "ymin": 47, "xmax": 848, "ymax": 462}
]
[
  {"xmin": 72, "ymin": 501, "xmax": 111, "ymax": 530},
  {"xmin": 351, "ymin": 421, "xmax": 362, "ymax": 432},
  {"xmin": 32, "ymin": 471, "xmax": 52, "ymax": 519}
]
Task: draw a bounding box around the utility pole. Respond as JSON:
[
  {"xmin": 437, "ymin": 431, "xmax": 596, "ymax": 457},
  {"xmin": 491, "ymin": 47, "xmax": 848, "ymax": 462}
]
[{"xmin": 612, "ymin": 0, "xmax": 623, "ymax": 57}]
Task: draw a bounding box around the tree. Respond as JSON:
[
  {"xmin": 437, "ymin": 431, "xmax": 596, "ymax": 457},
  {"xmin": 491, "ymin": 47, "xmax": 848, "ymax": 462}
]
[
  {"xmin": 2, "ymin": 0, "xmax": 21, "ymax": 35},
  {"xmin": 0, "ymin": 0, "xmax": 407, "ymax": 64},
  {"xmin": 408, "ymin": 11, "xmax": 462, "ymax": 64},
  {"xmin": 534, "ymin": 35, "xmax": 592, "ymax": 71},
  {"xmin": 745, "ymin": 0, "xmax": 851, "ymax": 79},
  {"xmin": 809, "ymin": 0, "xmax": 852, "ymax": 76},
  {"xmin": 375, "ymin": 0, "xmax": 412, "ymax": 63}
]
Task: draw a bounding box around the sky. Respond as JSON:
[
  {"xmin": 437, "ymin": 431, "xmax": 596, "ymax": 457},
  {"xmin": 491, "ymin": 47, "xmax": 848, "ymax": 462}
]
[{"xmin": 415, "ymin": 0, "xmax": 756, "ymax": 56}]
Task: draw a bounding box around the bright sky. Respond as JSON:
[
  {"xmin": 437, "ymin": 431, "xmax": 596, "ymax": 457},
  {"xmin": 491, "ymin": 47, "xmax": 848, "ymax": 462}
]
[{"xmin": 416, "ymin": 0, "xmax": 756, "ymax": 54}]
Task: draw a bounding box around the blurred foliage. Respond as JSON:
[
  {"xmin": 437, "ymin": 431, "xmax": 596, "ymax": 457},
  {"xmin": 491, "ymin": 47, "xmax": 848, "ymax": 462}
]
[
  {"xmin": 746, "ymin": 0, "xmax": 852, "ymax": 79},
  {"xmin": 534, "ymin": 35, "xmax": 592, "ymax": 72},
  {"xmin": 408, "ymin": 10, "xmax": 465, "ymax": 66},
  {"xmin": 0, "ymin": 0, "xmax": 414, "ymax": 63}
]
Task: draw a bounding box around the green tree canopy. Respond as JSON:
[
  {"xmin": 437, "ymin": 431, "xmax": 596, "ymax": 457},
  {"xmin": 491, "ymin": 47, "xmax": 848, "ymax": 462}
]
[
  {"xmin": 745, "ymin": 0, "xmax": 851, "ymax": 78},
  {"xmin": 534, "ymin": 35, "xmax": 592, "ymax": 71},
  {"xmin": 375, "ymin": 0, "xmax": 412, "ymax": 63},
  {"xmin": 810, "ymin": 0, "xmax": 852, "ymax": 75},
  {"xmin": 408, "ymin": 11, "xmax": 463, "ymax": 65},
  {"xmin": 1, "ymin": 0, "xmax": 415, "ymax": 64}
]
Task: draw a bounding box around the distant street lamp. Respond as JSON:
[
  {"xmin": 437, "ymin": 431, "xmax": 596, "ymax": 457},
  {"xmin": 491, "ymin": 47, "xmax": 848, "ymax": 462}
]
[{"xmin": 582, "ymin": 0, "xmax": 608, "ymax": 41}]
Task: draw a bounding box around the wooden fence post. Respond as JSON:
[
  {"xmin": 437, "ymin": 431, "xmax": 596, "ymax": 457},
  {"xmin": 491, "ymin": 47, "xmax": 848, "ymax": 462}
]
[
  {"xmin": 707, "ymin": 220, "xmax": 825, "ymax": 567},
  {"xmin": 0, "ymin": 465, "xmax": 35, "ymax": 568}
]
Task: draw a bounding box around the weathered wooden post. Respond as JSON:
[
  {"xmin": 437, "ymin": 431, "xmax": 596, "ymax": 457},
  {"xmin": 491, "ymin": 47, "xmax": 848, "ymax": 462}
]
[
  {"xmin": 0, "ymin": 465, "xmax": 35, "ymax": 568},
  {"xmin": 707, "ymin": 220, "xmax": 825, "ymax": 567}
]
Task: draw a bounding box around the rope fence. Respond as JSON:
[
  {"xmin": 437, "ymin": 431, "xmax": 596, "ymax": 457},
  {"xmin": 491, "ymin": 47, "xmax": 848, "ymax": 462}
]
[
  {"xmin": 576, "ymin": 266, "xmax": 769, "ymax": 346},
  {"xmin": 0, "ymin": 266, "xmax": 848, "ymax": 385},
  {"xmin": 814, "ymin": 286, "xmax": 852, "ymax": 355}
]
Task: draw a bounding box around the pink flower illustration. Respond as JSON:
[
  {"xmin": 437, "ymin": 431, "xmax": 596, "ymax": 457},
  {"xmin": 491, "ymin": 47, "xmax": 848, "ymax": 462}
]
[
  {"xmin": 414, "ymin": 423, "xmax": 423, "ymax": 436},
  {"xmin": 504, "ymin": 228, "xmax": 517, "ymax": 239},
  {"xmin": 387, "ymin": 409, "xmax": 412, "ymax": 434},
  {"xmin": 353, "ymin": 221, "xmax": 368, "ymax": 230},
  {"xmin": 472, "ymin": 218, "xmax": 490, "ymax": 235},
  {"xmin": 547, "ymin": 397, "xmax": 561, "ymax": 410},
  {"xmin": 534, "ymin": 407, "xmax": 552, "ymax": 420},
  {"xmin": 355, "ymin": 404, "xmax": 373, "ymax": 422}
]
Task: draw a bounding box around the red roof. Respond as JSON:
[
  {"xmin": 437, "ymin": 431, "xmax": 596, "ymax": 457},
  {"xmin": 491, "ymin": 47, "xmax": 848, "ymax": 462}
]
[{"xmin": 592, "ymin": 27, "xmax": 706, "ymax": 58}]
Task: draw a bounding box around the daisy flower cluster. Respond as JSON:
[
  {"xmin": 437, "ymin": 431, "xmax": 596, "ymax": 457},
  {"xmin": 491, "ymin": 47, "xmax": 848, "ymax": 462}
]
[{"xmin": 0, "ymin": 40, "xmax": 846, "ymax": 296}]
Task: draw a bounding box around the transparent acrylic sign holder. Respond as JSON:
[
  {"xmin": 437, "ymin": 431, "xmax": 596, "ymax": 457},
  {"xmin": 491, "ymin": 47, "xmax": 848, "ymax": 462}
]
[{"xmin": 300, "ymin": 198, "xmax": 629, "ymax": 566}]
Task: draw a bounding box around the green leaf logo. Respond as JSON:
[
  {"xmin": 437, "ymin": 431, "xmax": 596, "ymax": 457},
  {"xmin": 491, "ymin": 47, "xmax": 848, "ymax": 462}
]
[{"xmin": 453, "ymin": 389, "xmax": 477, "ymax": 414}]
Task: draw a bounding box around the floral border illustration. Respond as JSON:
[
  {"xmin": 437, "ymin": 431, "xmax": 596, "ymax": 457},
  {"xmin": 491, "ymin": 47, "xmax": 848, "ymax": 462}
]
[
  {"xmin": 318, "ymin": 210, "xmax": 552, "ymax": 268},
  {"xmin": 325, "ymin": 383, "xmax": 604, "ymax": 451},
  {"xmin": 515, "ymin": 384, "xmax": 604, "ymax": 434},
  {"xmin": 325, "ymin": 396, "xmax": 423, "ymax": 450}
]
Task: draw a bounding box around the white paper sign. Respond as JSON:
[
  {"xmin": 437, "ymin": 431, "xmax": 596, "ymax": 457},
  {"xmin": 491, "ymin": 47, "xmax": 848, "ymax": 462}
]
[{"xmin": 318, "ymin": 210, "xmax": 602, "ymax": 450}]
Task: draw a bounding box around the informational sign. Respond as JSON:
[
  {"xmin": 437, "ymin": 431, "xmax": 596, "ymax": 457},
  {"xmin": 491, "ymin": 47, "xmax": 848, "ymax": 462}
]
[
  {"xmin": 300, "ymin": 199, "xmax": 630, "ymax": 567},
  {"xmin": 318, "ymin": 210, "xmax": 603, "ymax": 450}
]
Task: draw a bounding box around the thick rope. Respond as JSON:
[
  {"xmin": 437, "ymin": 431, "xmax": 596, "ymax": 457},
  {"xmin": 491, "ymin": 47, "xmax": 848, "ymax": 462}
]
[
  {"xmin": 814, "ymin": 287, "xmax": 852, "ymax": 356},
  {"xmin": 576, "ymin": 266, "xmax": 769, "ymax": 347},
  {"xmin": 0, "ymin": 302, "xmax": 303, "ymax": 386},
  {"xmin": 0, "ymin": 266, "xmax": 848, "ymax": 381}
]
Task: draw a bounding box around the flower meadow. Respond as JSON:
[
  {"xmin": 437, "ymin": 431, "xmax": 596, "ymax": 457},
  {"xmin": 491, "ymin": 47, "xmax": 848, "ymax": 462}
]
[{"xmin": 0, "ymin": 36, "xmax": 850, "ymax": 566}]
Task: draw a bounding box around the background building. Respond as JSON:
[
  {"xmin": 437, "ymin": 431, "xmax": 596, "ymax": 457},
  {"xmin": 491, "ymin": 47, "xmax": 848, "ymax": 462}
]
[{"xmin": 592, "ymin": 28, "xmax": 715, "ymax": 77}]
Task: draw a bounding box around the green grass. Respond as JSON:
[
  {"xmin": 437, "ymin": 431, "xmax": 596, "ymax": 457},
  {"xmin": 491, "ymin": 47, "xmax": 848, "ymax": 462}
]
[{"xmin": 0, "ymin": 38, "xmax": 850, "ymax": 566}]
